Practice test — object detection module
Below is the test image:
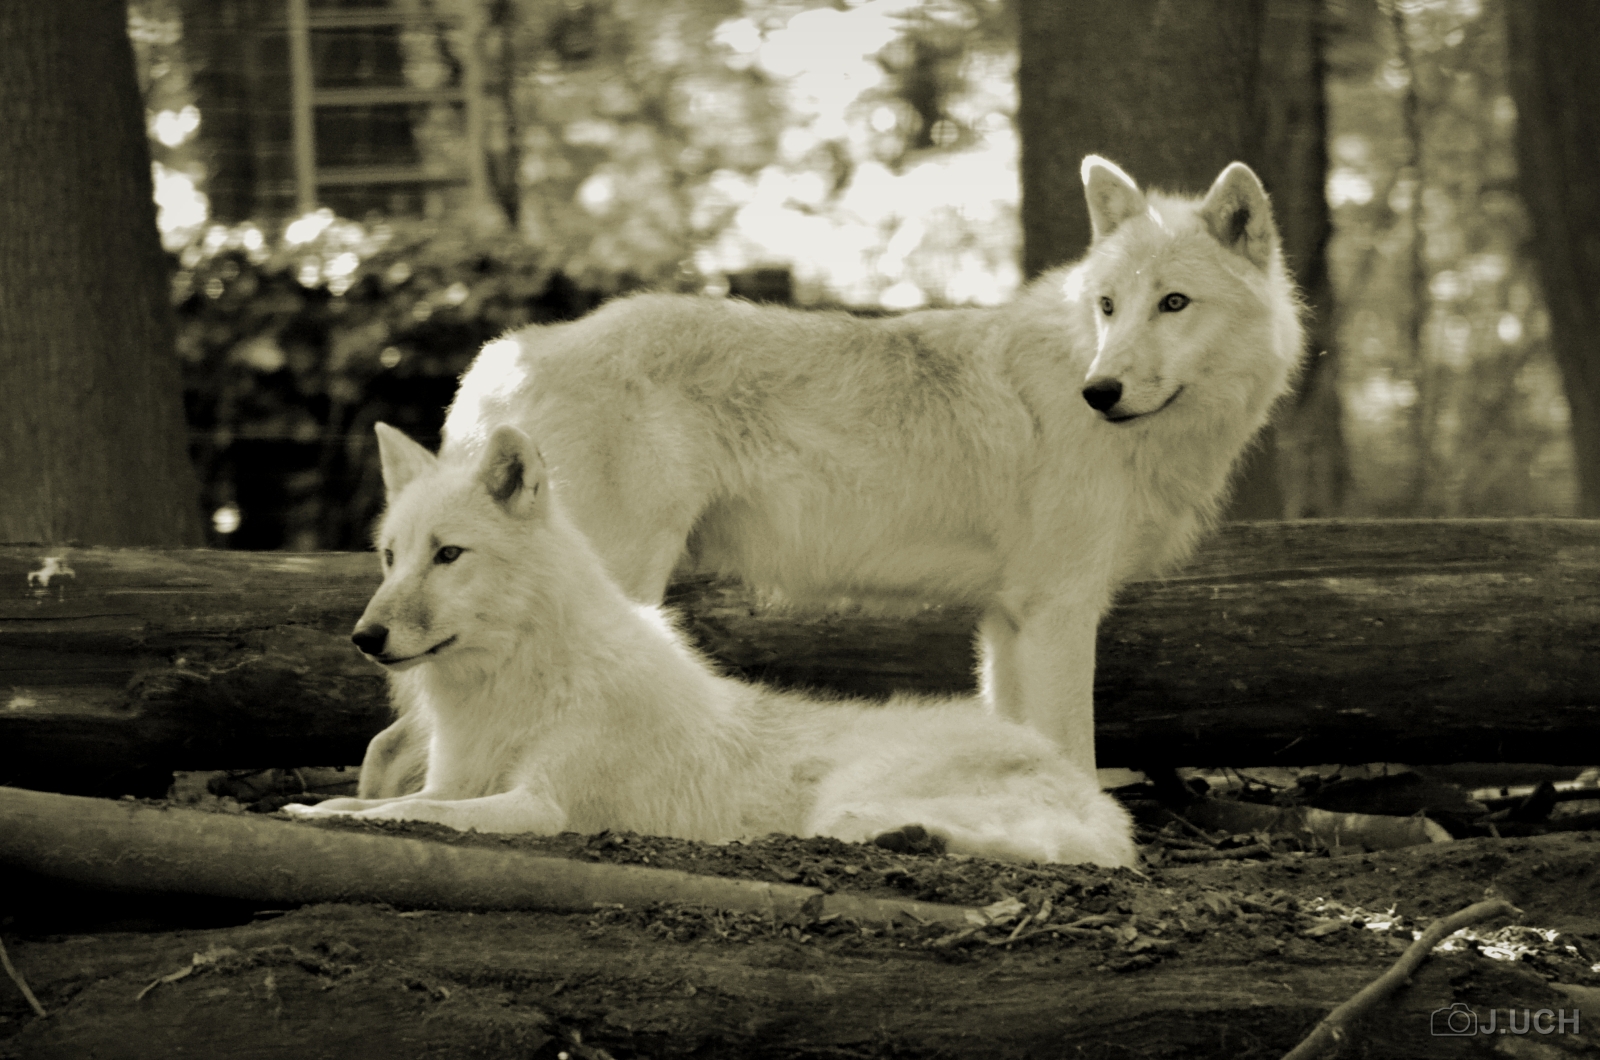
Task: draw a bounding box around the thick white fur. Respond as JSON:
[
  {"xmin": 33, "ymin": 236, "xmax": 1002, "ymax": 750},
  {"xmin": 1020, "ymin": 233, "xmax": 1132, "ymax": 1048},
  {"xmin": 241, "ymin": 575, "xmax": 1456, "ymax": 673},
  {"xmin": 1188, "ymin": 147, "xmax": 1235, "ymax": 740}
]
[
  {"xmin": 360, "ymin": 156, "xmax": 1302, "ymax": 787},
  {"xmin": 285, "ymin": 426, "xmax": 1137, "ymax": 868}
]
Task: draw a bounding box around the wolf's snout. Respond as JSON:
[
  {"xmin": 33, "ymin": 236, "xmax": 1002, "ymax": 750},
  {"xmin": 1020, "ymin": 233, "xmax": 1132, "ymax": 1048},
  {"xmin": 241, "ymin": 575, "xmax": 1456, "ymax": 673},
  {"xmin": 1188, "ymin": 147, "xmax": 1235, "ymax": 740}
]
[
  {"xmin": 1081, "ymin": 378, "xmax": 1123, "ymax": 412},
  {"xmin": 351, "ymin": 624, "xmax": 390, "ymax": 656}
]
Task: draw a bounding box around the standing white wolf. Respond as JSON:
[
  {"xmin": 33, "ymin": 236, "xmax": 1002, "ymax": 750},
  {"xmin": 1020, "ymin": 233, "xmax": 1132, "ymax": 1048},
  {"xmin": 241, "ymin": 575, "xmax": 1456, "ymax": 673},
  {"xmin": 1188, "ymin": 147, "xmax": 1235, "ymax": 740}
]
[
  {"xmin": 360, "ymin": 155, "xmax": 1301, "ymax": 793},
  {"xmin": 287, "ymin": 424, "xmax": 1137, "ymax": 868}
]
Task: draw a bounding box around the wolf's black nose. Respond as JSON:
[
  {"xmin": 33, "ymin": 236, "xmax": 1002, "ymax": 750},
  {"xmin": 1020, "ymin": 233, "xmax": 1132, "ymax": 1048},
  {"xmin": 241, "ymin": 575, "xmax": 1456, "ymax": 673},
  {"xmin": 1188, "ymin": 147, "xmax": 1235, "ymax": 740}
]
[
  {"xmin": 351, "ymin": 624, "xmax": 389, "ymax": 656},
  {"xmin": 1082, "ymin": 378, "xmax": 1123, "ymax": 412}
]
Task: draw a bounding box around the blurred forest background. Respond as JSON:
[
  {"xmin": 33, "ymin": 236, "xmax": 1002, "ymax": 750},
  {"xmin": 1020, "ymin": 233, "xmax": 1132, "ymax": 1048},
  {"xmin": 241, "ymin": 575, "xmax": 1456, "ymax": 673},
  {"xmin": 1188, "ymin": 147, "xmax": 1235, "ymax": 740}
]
[{"xmin": 34, "ymin": 0, "xmax": 1591, "ymax": 548}]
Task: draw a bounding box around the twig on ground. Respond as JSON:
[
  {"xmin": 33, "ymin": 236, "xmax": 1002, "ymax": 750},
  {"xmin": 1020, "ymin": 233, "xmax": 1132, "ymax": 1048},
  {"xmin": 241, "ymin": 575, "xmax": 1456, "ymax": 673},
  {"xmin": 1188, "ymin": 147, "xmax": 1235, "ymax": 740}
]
[
  {"xmin": 0, "ymin": 935, "xmax": 47, "ymax": 1018},
  {"xmin": 1280, "ymin": 898, "xmax": 1521, "ymax": 1060},
  {"xmin": 1164, "ymin": 842, "xmax": 1273, "ymax": 863},
  {"xmin": 1161, "ymin": 808, "xmax": 1221, "ymax": 845},
  {"xmin": 1232, "ymin": 768, "xmax": 1292, "ymax": 790},
  {"xmin": 1155, "ymin": 835, "xmax": 1217, "ymax": 852}
]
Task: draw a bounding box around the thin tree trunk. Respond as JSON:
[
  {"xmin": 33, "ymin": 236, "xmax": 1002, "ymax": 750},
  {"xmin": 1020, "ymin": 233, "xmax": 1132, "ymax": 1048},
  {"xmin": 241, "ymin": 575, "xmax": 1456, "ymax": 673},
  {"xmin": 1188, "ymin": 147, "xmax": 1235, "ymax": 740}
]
[
  {"xmin": 1386, "ymin": 0, "xmax": 1435, "ymax": 517},
  {"xmin": 177, "ymin": 0, "xmax": 261, "ymax": 223},
  {"xmin": 0, "ymin": 0, "xmax": 202, "ymax": 546},
  {"xmin": 1260, "ymin": 0, "xmax": 1346, "ymax": 518},
  {"xmin": 1504, "ymin": 0, "xmax": 1600, "ymax": 517}
]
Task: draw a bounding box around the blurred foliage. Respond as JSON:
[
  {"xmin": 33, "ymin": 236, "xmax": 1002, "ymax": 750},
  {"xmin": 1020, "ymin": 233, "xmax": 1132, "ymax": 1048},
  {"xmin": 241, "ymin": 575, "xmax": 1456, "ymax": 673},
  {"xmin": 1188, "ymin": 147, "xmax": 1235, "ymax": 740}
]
[
  {"xmin": 174, "ymin": 216, "xmax": 625, "ymax": 549},
  {"xmin": 125, "ymin": 0, "xmax": 1578, "ymax": 549},
  {"xmin": 136, "ymin": 0, "xmax": 1025, "ymax": 550},
  {"xmin": 130, "ymin": 0, "xmax": 212, "ymax": 245},
  {"xmin": 1325, "ymin": 0, "xmax": 1573, "ymax": 516},
  {"xmin": 480, "ymin": 0, "xmax": 779, "ymax": 286},
  {"xmin": 691, "ymin": 0, "xmax": 1020, "ymax": 307}
]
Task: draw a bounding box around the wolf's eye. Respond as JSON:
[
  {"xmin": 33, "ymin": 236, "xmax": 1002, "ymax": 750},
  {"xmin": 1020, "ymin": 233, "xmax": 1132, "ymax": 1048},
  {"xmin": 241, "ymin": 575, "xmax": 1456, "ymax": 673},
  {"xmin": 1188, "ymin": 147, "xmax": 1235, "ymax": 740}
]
[
  {"xmin": 383, "ymin": 548, "xmax": 394, "ymax": 567},
  {"xmin": 1099, "ymin": 296, "xmax": 1114, "ymax": 316},
  {"xmin": 1159, "ymin": 292, "xmax": 1190, "ymax": 313},
  {"xmin": 434, "ymin": 545, "xmax": 464, "ymax": 565}
]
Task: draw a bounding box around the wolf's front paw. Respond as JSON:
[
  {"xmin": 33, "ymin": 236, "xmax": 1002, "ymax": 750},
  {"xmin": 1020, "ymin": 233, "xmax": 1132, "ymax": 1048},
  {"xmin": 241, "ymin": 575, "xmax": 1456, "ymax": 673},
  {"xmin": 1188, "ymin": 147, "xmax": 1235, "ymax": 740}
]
[
  {"xmin": 280, "ymin": 797, "xmax": 366, "ymax": 818},
  {"xmin": 346, "ymin": 802, "xmax": 419, "ymax": 822}
]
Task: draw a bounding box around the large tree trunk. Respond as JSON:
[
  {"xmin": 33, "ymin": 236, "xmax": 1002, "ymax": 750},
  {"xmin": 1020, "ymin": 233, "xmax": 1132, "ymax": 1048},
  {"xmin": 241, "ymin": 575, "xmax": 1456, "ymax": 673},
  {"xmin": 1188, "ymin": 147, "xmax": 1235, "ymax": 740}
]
[
  {"xmin": 1504, "ymin": 0, "xmax": 1600, "ymax": 518},
  {"xmin": 0, "ymin": 0, "xmax": 202, "ymax": 546},
  {"xmin": 1016, "ymin": 0, "xmax": 1264, "ymax": 274},
  {"xmin": 1016, "ymin": 0, "xmax": 1344, "ymax": 520}
]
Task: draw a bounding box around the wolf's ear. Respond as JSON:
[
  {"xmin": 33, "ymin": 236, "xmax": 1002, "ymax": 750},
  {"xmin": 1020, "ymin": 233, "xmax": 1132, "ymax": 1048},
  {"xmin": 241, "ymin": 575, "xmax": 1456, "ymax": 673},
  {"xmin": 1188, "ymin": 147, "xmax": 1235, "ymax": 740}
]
[
  {"xmin": 1199, "ymin": 162, "xmax": 1279, "ymax": 270},
  {"xmin": 478, "ymin": 425, "xmax": 547, "ymax": 516},
  {"xmin": 1081, "ymin": 156, "xmax": 1147, "ymax": 242},
  {"xmin": 375, "ymin": 422, "xmax": 436, "ymax": 497}
]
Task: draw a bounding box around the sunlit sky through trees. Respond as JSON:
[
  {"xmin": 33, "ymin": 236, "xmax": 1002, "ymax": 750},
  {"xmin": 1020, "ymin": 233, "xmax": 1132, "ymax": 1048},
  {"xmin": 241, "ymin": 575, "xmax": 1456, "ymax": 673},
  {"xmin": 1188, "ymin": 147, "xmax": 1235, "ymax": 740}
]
[{"xmin": 143, "ymin": 0, "xmax": 1021, "ymax": 311}]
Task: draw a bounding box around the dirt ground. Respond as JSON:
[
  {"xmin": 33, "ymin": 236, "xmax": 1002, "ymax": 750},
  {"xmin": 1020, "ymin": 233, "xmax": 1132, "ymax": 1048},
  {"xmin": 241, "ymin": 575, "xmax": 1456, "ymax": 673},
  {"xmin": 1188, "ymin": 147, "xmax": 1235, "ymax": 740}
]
[{"xmin": 3, "ymin": 801, "xmax": 1597, "ymax": 1059}]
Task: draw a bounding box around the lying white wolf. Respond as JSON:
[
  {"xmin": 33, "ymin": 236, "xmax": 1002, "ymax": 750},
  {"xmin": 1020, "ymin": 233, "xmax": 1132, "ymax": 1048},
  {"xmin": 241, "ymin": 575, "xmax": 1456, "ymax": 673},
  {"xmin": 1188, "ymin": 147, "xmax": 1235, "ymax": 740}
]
[
  {"xmin": 285, "ymin": 424, "xmax": 1137, "ymax": 868},
  {"xmin": 361, "ymin": 155, "xmax": 1302, "ymax": 791}
]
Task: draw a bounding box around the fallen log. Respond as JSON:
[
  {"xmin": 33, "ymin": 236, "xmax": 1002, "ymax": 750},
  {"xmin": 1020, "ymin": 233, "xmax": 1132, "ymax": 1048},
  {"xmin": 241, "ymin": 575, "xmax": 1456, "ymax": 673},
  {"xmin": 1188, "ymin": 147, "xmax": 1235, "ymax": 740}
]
[
  {"xmin": 2, "ymin": 519, "xmax": 1597, "ymax": 794},
  {"xmin": 1179, "ymin": 798, "xmax": 1453, "ymax": 852},
  {"xmin": 1, "ymin": 548, "xmax": 389, "ymax": 795},
  {"xmin": 3, "ymin": 831, "xmax": 1590, "ymax": 1058},
  {"xmin": 0, "ymin": 787, "xmax": 975, "ymax": 927}
]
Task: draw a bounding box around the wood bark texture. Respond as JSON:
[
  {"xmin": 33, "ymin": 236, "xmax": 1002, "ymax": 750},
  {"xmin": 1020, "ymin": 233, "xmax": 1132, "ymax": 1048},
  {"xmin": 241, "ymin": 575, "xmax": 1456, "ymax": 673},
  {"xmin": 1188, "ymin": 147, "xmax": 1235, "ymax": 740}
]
[
  {"xmin": 1017, "ymin": 0, "xmax": 1264, "ymax": 276},
  {"xmin": 1505, "ymin": 0, "xmax": 1600, "ymax": 517},
  {"xmin": 0, "ymin": 0, "xmax": 203, "ymax": 546},
  {"xmin": 2, "ymin": 520, "xmax": 1597, "ymax": 794}
]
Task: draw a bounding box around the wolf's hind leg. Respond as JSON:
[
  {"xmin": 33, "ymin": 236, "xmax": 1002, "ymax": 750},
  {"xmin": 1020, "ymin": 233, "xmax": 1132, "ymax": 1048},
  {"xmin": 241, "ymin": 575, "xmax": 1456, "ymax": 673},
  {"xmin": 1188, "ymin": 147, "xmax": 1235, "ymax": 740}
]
[
  {"xmin": 869, "ymin": 823, "xmax": 947, "ymax": 856},
  {"xmin": 815, "ymin": 791, "xmax": 1134, "ymax": 868}
]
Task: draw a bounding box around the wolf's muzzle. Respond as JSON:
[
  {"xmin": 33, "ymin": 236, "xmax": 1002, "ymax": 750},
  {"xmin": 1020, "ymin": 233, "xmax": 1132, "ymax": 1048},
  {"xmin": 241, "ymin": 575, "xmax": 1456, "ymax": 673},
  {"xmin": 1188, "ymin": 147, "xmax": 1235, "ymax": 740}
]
[
  {"xmin": 352, "ymin": 623, "xmax": 389, "ymax": 656},
  {"xmin": 1081, "ymin": 377, "xmax": 1122, "ymax": 412}
]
